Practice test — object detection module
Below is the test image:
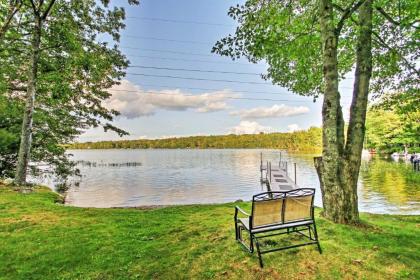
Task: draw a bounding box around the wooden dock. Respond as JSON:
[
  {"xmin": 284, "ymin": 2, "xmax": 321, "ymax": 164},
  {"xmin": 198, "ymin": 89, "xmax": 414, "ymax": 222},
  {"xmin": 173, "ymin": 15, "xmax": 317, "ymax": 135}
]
[{"xmin": 260, "ymin": 152, "xmax": 298, "ymax": 191}]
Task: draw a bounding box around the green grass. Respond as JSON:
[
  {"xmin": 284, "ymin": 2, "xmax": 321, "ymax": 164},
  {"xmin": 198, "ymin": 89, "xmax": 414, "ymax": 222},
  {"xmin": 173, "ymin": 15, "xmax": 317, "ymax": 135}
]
[{"xmin": 0, "ymin": 185, "xmax": 419, "ymax": 280}]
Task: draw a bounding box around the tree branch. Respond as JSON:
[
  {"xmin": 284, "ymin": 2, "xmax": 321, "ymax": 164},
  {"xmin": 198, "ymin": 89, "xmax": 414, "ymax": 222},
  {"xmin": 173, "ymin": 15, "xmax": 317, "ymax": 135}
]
[
  {"xmin": 0, "ymin": 1, "xmax": 23, "ymax": 41},
  {"xmin": 335, "ymin": 4, "xmax": 420, "ymax": 77},
  {"xmin": 29, "ymin": 0, "xmax": 39, "ymax": 16},
  {"xmin": 372, "ymin": 31, "xmax": 420, "ymax": 76},
  {"xmin": 41, "ymin": 0, "xmax": 56, "ymax": 20},
  {"xmin": 375, "ymin": 6, "xmax": 400, "ymax": 25},
  {"xmin": 375, "ymin": 6, "xmax": 419, "ymax": 30},
  {"xmin": 332, "ymin": 3, "xmax": 345, "ymax": 13},
  {"xmin": 335, "ymin": 0, "xmax": 367, "ymax": 34}
]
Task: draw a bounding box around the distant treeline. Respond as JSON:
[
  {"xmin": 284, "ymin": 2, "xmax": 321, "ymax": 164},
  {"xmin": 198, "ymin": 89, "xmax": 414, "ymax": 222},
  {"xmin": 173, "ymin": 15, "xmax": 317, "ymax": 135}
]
[{"xmin": 69, "ymin": 127, "xmax": 322, "ymax": 152}]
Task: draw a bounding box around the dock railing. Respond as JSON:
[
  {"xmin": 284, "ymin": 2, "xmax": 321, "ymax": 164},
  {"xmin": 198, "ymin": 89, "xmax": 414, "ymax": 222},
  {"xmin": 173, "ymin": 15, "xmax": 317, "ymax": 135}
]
[{"xmin": 260, "ymin": 151, "xmax": 298, "ymax": 189}]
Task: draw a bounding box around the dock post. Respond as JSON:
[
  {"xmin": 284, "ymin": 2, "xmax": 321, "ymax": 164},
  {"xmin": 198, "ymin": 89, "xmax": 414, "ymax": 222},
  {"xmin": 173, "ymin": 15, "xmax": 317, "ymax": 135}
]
[
  {"xmin": 266, "ymin": 161, "xmax": 269, "ymax": 183},
  {"xmin": 285, "ymin": 162, "xmax": 288, "ymax": 175},
  {"xmin": 260, "ymin": 152, "xmax": 263, "ymax": 181},
  {"xmin": 279, "ymin": 152, "xmax": 282, "ymax": 168},
  {"xmin": 294, "ymin": 162, "xmax": 297, "ymax": 184}
]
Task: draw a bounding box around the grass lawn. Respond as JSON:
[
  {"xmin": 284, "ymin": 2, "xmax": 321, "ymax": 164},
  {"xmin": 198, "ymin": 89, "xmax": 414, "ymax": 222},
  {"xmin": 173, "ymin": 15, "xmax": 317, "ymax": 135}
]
[{"xmin": 0, "ymin": 185, "xmax": 419, "ymax": 280}]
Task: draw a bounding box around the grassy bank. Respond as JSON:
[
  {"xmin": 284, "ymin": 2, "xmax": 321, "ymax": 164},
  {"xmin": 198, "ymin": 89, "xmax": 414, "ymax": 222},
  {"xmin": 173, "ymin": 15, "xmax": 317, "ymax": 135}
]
[{"xmin": 0, "ymin": 186, "xmax": 419, "ymax": 280}]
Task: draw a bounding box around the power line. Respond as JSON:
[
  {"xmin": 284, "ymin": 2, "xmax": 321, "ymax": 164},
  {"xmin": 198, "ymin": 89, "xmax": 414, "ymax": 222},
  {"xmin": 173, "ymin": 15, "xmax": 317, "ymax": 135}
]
[
  {"xmin": 127, "ymin": 65, "xmax": 356, "ymax": 83},
  {"xmin": 128, "ymin": 65, "xmax": 260, "ymax": 75},
  {"xmin": 125, "ymin": 54, "xmax": 250, "ymax": 66},
  {"xmin": 126, "ymin": 72, "xmax": 271, "ymax": 85},
  {"xmin": 120, "ymin": 47, "xmax": 356, "ymax": 80},
  {"xmin": 124, "ymin": 35, "xmax": 212, "ymax": 45},
  {"xmin": 122, "ymin": 47, "xmax": 356, "ymax": 81},
  {"xmin": 126, "ymin": 16, "xmax": 234, "ymax": 27},
  {"xmin": 126, "ymin": 72, "xmax": 354, "ymax": 88},
  {"xmin": 121, "ymin": 46, "xmax": 215, "ymax": 57}
]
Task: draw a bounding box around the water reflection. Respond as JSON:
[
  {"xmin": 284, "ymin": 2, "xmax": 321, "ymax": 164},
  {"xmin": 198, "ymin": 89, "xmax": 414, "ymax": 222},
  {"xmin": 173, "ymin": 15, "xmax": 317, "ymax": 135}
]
[
  {"xmin": 54, "ymin": 149, "xmax": 419, "ymax": 214},
  {"xmin": 359, "ymin": 158, "xmax": 420, "ymax": 214}
]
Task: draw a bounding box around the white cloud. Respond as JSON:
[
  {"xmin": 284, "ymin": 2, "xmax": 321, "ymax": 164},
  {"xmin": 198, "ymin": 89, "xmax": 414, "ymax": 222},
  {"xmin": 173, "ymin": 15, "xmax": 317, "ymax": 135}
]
[
  {"xmin": 287, "ymin": 124, "xmax": 301, "ymax": 132},
  {"xmin": 105, "ymin": 80, "xmax": 234, "ymax": 119},
  {"xmin": 229, "ymin": 121, "xmax": 274, "ymax": 135},
  {"xmin": 230, "ymin": 104, "xmax": 309, "ymax": 119}
]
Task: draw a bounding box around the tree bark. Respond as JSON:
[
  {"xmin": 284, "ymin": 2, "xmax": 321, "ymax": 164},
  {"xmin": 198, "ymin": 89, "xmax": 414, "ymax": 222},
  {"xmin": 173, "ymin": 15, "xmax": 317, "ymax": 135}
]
[
  {"xmin": 343, "ymin": 0, "xmax": 373, "ymax": 221},
  {"xmin": 14, "ymin": 15, "xmax": 42, "ymax": 186},
  {"xmin": 317, "ymin": 0, "xmax": 348, "ymax": 223},
  {"xmin": 316, "ymin": 0, "xmax": 373, "ymax": 224}
]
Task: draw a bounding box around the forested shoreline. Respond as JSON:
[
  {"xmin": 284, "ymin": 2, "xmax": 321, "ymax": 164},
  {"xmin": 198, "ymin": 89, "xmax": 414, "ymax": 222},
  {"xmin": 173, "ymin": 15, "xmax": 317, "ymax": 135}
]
[{"xmin": 69, "ymin": 127, "xmax": 322, "ymax": 152}]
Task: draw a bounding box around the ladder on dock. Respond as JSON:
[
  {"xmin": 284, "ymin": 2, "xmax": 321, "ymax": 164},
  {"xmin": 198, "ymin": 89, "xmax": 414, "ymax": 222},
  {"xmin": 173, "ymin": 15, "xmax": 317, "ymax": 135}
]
[{"xmin": 260, "ymin": 152, "xmax": 298, "ymax": 191}]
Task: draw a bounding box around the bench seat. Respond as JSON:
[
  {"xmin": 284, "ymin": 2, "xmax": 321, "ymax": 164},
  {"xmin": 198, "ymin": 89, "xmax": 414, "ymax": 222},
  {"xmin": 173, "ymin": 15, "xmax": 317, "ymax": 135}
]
[{"xmin": 238, "ymin": 218, "xmax": 313, "ymax": 233}]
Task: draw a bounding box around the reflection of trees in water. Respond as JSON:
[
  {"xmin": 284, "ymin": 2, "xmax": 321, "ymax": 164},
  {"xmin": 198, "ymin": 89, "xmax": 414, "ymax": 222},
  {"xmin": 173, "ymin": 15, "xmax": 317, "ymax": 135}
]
[{"xmin": 360, "ymin": 159, "xmax": 420, "ymax": 206}]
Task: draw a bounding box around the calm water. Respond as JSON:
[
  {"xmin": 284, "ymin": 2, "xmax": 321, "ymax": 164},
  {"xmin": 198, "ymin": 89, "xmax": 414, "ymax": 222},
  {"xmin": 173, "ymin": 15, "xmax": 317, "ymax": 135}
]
[{"xmin": 51, "ymin": 149, "xmax": 419, "ymax": 214}]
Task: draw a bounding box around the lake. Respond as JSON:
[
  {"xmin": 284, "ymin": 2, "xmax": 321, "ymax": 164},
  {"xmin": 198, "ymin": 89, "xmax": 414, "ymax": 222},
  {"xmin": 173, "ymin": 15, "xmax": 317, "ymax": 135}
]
[{"xmin": 49, "ymin": 149, "xmax": 419, "ymax": 214}]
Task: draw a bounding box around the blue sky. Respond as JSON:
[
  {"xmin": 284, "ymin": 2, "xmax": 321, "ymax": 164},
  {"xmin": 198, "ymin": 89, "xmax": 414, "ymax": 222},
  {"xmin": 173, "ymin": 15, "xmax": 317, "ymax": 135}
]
[{"xmin": 80, "ymin": 0, "xmax": 355, "ymax": 142}]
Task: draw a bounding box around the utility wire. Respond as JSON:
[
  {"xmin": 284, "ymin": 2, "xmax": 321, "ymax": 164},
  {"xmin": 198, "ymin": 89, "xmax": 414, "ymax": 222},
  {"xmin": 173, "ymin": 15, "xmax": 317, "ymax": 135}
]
[
  {"xmin": 126, "ymin": 72, "xmax": 271, "ymax": 85},
  {"xmin": 126, "ymin": 72, "xmax": 354, "ymax": 88},
  {"xmin": 126, "ymin": 54, "xmax": 250, "ymax": 66},
  {"xmin": 124, "ymin": 35, "xmax": 212, "ymax": 45},
  {"xmin": 121, "ymin": 46, "xmax": 216, "ymax": 57},
  {"xmin": 126, "ymin": 55, "xmax": 355, "ymax": 81},
  {"xmin": 128, "ymin": 65, "xmax": 260, "ymax": 75},
  {"xmin": 122, "ymin": 47, "xmax": 356, "ymax": 81},
  {"xmin": 126, "ymin": 16, "xmax": 234, "ymax": 27},
  {"xmin": 128, "ymin": 66, "xmax": 356, "ymax": 83}
]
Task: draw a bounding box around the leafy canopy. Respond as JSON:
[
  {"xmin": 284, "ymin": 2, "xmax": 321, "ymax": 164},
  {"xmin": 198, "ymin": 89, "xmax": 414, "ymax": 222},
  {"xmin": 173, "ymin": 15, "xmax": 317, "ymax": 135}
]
[
  {"xmin": 367, "ymin": 91, "xmax": 420, "ymax": 153},
  {"xmin": 0, "ymin": 0, "xmax": 139, "ymax": 180},
  {"xmin": 212, "ymin": 0, "xmax": 419, "ymax": 99}
]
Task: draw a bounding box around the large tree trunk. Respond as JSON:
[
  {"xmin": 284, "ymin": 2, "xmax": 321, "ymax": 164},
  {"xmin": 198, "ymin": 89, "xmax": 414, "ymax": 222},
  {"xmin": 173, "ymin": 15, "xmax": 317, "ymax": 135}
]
[
  {"xmin": 14, "ymin": 16, "xmax": 42, "ymax": 186},
  {"xmin": 343, "ymin": 0, "xmax": 373, "ymax": 221},
  {"xmin": 315, "ymin": 0, "xmax": 373, "ymax": 224},
  {"xmin": 316, "ymin": 0, "xmax": 348, "ymax": 223}
]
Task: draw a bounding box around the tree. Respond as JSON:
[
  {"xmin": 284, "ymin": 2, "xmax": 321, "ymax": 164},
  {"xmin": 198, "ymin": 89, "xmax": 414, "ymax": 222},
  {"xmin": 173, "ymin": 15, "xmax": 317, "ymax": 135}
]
[
  {"xmin": 366, "ymin": 91, "xmax": 420, "ymax": 153},
  {"xmin": 0, "ymin": 0, "xmax": 139, "ymax": 186},
  {"xmin": 213, "ymin": 0, "xmax": 418, "ymax": 223}
]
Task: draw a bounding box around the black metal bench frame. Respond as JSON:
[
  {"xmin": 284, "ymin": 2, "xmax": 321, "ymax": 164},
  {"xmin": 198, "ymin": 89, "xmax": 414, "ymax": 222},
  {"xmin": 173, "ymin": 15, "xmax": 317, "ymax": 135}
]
[{"xmin": 234, "ymin": 189, "xmax": 322, "ymax": 268}]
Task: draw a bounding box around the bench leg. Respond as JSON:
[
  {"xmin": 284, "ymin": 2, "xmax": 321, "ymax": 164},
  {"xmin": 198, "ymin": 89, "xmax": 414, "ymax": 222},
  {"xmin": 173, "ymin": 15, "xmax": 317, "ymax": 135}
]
[
  {"xmin": 234, "ymin": 219, "xmax": 239, "ymax": 240},
  {"xmin": 253, "ymin": 235, "xmax": 264, "ymax": 268},
  {"xmin": 308, "ymin": 225, "xmax": 312, "ymax": 240},
  {"xmin": 236, "ymin": 225, "xmax": 254, "ymax": 253},
  {"xmin": 312, "ymin": 222, "xmax": 322, "ymax": 254},
  {"xmin": 249, "ymin": 231, "xmax": 254, "ymax": 253}
]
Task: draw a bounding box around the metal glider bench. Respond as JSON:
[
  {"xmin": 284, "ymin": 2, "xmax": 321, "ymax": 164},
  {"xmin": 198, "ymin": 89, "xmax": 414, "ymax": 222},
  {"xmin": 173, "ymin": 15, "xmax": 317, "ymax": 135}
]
[{"xmin": 234, "ymin": 188, "xmax": 322, "ymax": 268}]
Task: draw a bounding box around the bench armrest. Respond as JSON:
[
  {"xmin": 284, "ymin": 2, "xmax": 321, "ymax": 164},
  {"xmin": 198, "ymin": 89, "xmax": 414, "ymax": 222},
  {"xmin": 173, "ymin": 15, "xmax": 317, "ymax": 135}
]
[{"xmin": 234, "ymin": 206, "xmax": 250, "ymax": 220}]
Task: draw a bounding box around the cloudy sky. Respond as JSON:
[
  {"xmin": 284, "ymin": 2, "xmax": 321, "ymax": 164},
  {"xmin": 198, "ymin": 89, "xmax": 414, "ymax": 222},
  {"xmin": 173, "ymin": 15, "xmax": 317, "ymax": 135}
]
[{"xmin": 80, "ymin": 0, "xmax": 355, "ymax": 142}]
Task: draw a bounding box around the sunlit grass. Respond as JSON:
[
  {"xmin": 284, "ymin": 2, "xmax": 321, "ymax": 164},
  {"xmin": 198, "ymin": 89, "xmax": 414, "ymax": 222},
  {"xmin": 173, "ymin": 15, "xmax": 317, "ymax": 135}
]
[{"xmin": 0, "ymin": 185, "xmax": 419, "ymax": 279}]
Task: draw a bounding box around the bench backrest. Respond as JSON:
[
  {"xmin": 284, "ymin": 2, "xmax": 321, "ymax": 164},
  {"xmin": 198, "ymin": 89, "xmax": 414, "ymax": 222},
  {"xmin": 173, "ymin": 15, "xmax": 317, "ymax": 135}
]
[{"xmin": 251, "ymin": 188, "xmax": 315, "ymax": 229}]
